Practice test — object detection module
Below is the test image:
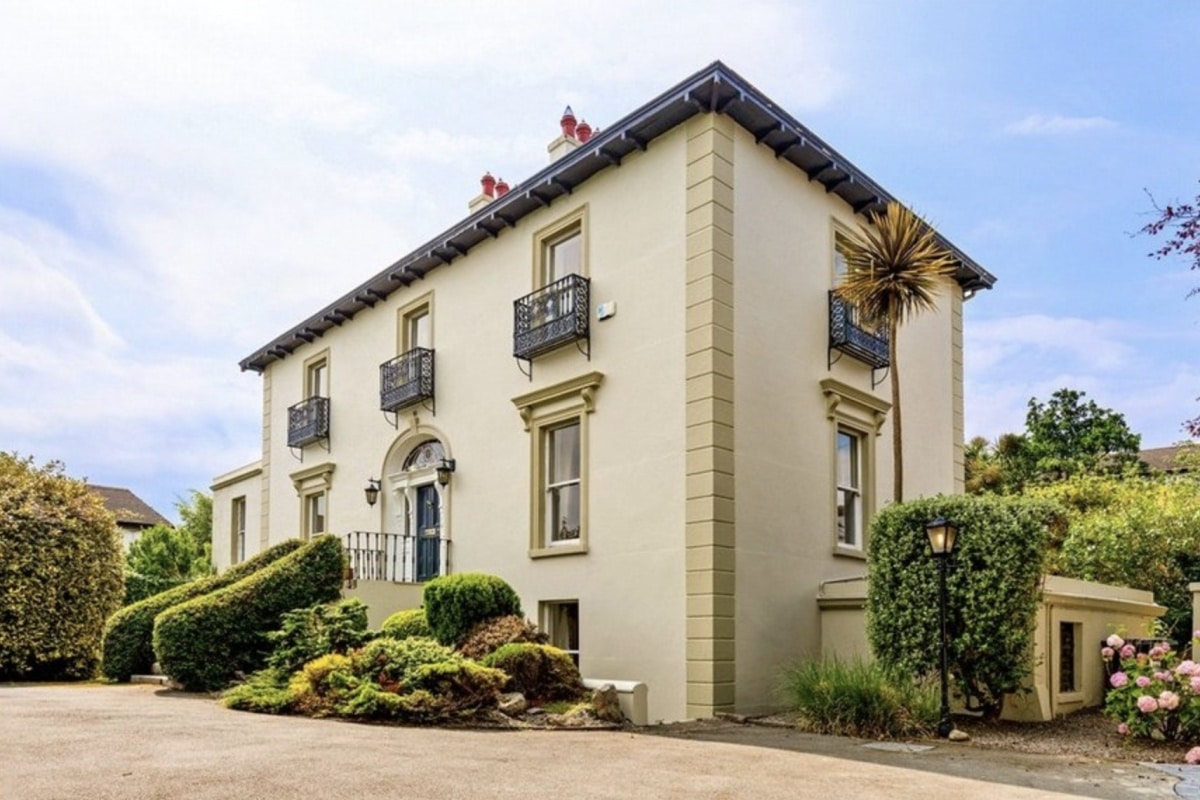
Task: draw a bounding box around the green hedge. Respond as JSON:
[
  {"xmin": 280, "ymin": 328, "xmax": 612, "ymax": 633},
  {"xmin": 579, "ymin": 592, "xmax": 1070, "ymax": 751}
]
[
  {"xmin": 866, "ymin": 494, "xmax": 1057, "ymax": 718},
  {"xmin": 101, "ymin": 539, "xmax": 304, "ymax": 681},
  {"xmin": 153, "ymin": 535, "xmax": 344, "ymax": 691},
  {"xmin": 0, "ymin": 454, "xmax": 124, "ymax": 680},
  {"xmin": 481, "ymin": 643, "xmax": 583, "ymax": 702},
  {"xmin": 123, "ymin": 572, "xmax": 189, "ymax": 606},
  {"xmin": 423, "ymin": 573, "xmax": 522, "ymax": 646}
]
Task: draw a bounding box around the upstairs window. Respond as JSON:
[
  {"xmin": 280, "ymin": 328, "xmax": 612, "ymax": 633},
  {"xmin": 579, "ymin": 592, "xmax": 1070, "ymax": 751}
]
[
  {"xmin": 543, "ymin": 226, "xmax": 582, "ymax": 285},
  {"xmin": 307, "ymin": 358, "xmax": 328, "ymax": 399},
  {"xmin": 545, "ymin": 421, "xmax": 582, "ymax": 544},
  {"xmin": 231, "ymin": 496, "xmax": 246, "ymax": 564}
]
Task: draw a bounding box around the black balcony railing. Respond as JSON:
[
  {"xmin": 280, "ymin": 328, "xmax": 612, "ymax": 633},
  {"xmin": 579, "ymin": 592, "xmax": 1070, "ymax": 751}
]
[
  {"xmin": 513, "ymin": 273, "xmax": 590, "ymax": 363},
  {"xmin": 287, "ymin": 396, "xmax": 330, "ymax": 448},
  {"xmin": 829, "ymin": 292, "xmax": 889, "ymax": 369},
  {"xmin": 380, "ymin": 347, "xmax": 434, "ymax": 413},
  {"xmin": 343, "ymin": 530, "xmax": 444, "ymax": 584}
]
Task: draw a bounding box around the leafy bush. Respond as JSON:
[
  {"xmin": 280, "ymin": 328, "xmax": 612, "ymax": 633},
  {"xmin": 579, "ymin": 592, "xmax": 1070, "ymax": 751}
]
[
  {"xmin": 0, "ymin": 454, "xmax": 124, "ymax": 679},
  {"xmin": 779, "ymin": 657, "xmax": 939, "ymax": 738},
  {"xmin": 153, "ymin": 535, "xmax": 344, "ymax": 691},
  {"xmin": 1102, "ymin": 634, "xmax": 1200, "ymax": 743},
  {"xmin": 481, "ymin": 643, "xmax": 584, "ymax": 703},
  {"xmin": 266, "ymin": 598, "xmax": 370, "ymax": 675},
  {"xmin": 423, "ymin": 573, "xmax": 522, "ymax": 646},
  {"xmin": 125, "ymin": 522, "xmax": 212, "ymax": 585},
  {"xmin": 1033, "ymin": 474, "xmax": 1200, "ymax": 642},
  {"xmin": 222, "ymin": 668, "xmax": 296, "ymax": 714},
  {"xmin": 458, "ymin": 614, "xmax": 548, "ymax": 661},
  {"xmin": 352, "ymin": 636, "xmax": 459, "ymax": 691},
  {"xmin": 101, "ymin": 538, "xmax": 303, "ymax": 681},
  {"xmin": 122, "ymin": 572, "xmax": 189, "ymax": 606},
  {"xmin": 380, "ymin": 608, "xmax": 431, "ymax": 640},
  {"xmin": 867, "ymin": 494, "xmax": 1056, "ymax": 718}
]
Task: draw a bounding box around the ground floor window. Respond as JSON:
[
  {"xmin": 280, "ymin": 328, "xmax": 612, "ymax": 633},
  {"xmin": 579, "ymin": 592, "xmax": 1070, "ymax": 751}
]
[
  {"xmin": 541, "ymin": 600, "xmax": 579, "ymax": 666},
  {"xmin": 836, "ymin": 428, "xmax": 864, "ymax": 548},
  {"xmin": 231, "ymin": 496, "xmax": 246, "ymax": 564}
]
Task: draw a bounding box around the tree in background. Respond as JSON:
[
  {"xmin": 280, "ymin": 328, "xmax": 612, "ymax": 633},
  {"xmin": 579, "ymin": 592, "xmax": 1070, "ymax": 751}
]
[
  {"xmin": 1140, "ymin": 182, "xmax": 1200, "ymax": 436},
  {"xmin": 965, "ymin": 389, "xmax": 1141, "ymax": 493},
  {"xmin": 0, "ymin": 453, "xmax": 124, "ymax": 679},
  {"xmin": 123, "ymin": 491, "xmax": 213, "ymax": 604},
  {"xmin": 1022, "ymin": 388, "xmax": 1142, "ymax": 480},
  {"xmin": 835, "ymin": 201, "xmax": 958, "ymax": 501}
]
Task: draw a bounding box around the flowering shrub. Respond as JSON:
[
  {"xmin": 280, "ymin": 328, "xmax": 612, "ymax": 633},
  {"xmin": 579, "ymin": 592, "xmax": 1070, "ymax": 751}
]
[{"xmin": 1102, "ymin": 633, "xmax": 1200, "ymax": 745}]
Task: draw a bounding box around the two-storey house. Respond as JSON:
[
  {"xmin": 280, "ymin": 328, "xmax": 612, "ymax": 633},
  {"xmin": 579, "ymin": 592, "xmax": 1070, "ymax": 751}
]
[{"xmin": 211, "ymin": 61, "xmax": 994, "ymax": 722}]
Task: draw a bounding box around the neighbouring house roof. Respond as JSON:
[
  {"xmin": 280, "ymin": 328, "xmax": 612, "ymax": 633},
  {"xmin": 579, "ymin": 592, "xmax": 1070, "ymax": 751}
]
[
  {"xmin": 240, "ymin": 60, "xmax": 997, "ymax": 374},
  {"xmin": 1139, "ymin": 445, "xmax": 1196, "ymax": 473},
  {"xmin": 88, "ymin": 485, "xmax": 171, "ymax": 529}
]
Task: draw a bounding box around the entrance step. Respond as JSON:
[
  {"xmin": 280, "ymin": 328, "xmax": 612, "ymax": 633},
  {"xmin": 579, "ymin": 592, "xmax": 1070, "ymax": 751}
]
[{"xmin": 130, "ymin": 674, "xmax": 169, "ymax": 686}]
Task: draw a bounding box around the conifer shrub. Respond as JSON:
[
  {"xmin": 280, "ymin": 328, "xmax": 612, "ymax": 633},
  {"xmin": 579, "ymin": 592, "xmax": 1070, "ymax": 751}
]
[
  {"xmin": 422, "ymin": 573, "xmax": 522, "ymax": 646},
  {"xmin": 481, "ymin": 643, "xmax": 584, "ymax": 703},
  {"xmin": 266, "ymin": 598, "xmax": 370, "ymax": 675},
  {"xmin": 101, "ymin": 538, "xmax": 303, "ymax": 681},
  {"xmin": 380, "ymin": 608, "xmax": 432, "ymax": 640},
  {"xmin": 867, "ymin": 494, "xmax": 1057, "ymax": 718},
  {"xmin": 153, "ymin": 535, "xmax": 344, "ymax": 691},
  {"xmin": 457, "ymin": 614, "xmax": 548, "ymax": 661},
  {"xmin": 0, "ymin": 454, "xmax": 124, "ymax": 680}
]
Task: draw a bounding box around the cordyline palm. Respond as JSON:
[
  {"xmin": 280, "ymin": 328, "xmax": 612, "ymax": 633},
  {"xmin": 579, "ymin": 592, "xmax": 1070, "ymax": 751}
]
[{"xmin": 835, "ymin": 201, "xmax": 957, "ymax": 502}]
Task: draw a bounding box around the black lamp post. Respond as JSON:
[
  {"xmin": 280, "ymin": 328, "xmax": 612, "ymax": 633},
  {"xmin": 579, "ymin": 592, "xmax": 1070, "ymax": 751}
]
[
  {"xmin": 925, "ymin": 516, "xmax": 958, "ymax": 738},
  {"xmin": 436, "ymin": 458, "xmax": 456, "ymax": 487}
]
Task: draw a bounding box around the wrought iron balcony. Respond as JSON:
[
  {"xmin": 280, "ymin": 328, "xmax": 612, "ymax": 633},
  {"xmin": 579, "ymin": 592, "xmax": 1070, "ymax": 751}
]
[
  {"xmin": 513, "ymin": 273, "xmax": 590, "ymax": 363},
  {"xmin": 380, "ymin": 347, "xmax": 434, "ymax": 413},
  {"xmin": 342, "ymin": 530, "xmax": 446, "ymax": 584},
  {"xmin": 287, "ymin": 396, "xmax": 330, "ymax": 448},
  {"xmin": 829, "ymin": 292, "xmax": 889, "ymax": 369}
]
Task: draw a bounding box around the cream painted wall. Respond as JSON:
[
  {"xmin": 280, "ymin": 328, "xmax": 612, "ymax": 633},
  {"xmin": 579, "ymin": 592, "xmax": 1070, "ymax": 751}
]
[
  {"xmin": 210, "ymin": 461, "xmax": 262, "ymax": 573},
  {"xmin": 251, "ymin": 127, "xmax": 691, "ymax": 722},
  {"xmin": 729, "ymin": 125, "xmax": 960, "ymax": 714}
]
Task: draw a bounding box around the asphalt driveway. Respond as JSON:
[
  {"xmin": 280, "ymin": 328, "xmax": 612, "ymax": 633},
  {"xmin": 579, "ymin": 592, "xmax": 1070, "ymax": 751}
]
[{"xmin": 0, "ymin": 684, "xmax": 1182, "ymax": 799}]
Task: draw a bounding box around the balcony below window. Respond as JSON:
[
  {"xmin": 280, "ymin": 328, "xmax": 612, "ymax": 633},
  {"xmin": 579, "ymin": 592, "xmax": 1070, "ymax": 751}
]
[
  {"xmin": 287, "ymin": 396, "xmax": 330, "ymax": 448},
  {"xmin": 829, "ymin": 292, "xmax": 889, "ymax": 370},
  {"xmin": 380, "ymin": 347, "xmax": 435, "ymax": 413},
  {"xmin": 343, "ymin": 530, "xmax": 445, "ymax": 584},
  {"xmin": 513, "ymin": 273, "xmax": 590, "ymax": 364}
]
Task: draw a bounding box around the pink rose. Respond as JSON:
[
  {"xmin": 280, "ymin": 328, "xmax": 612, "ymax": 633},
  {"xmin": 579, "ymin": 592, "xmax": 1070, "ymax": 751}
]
[
  {"xmin": 1190, "ymin": 676, "xmax": 1200, "ymax": 693},
  {"xmin": 1107, "ymin": 634, "xmax": 1126, "ymax": 648},
  {"xmin": 1137, "ymin": 695, "xmax": 1159, "ymax": 714},
  {"xmin": 1136, "ymin": 675, "xmax": 1151, "ymax": 688},
  {"xmin": 1160, "ymin": 691, "xmax": 1180, "ymax": 711},
  {"xmin": 1110, "ymin": 672, "xmax": 1129, "ymax": 688},
  {"xmin": 1176, "ymin": 660, "xmax": 1198, "ymax": 676},
  {"xmin": 1117, "ymin": 722, "xmax": 1130, "ymax": 735},
  {"xmin": 1101, "ymin": 647, "xmax": 1115, "ymax": 659},
  {"xmin": 1188, "ymin": 747, "xmax": 1200, "ymax": 765},
  {"xmin": 1122, "ymin": 645, "xmax": 1137, "ymax": 659}
]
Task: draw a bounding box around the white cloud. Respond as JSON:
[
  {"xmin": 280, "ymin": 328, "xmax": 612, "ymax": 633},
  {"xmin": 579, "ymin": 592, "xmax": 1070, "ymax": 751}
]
[{"xmin": 1002, "ymin": 114, "xmax": 1116, "ymax": 136}]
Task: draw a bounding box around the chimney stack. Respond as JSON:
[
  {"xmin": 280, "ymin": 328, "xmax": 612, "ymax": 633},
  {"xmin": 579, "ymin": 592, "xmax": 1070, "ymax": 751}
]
[
  {"xmin": 548, "ymin": 104, "xmax": 587, "ymax": 163},
  {"xmin": 469, "ymin": 171, "xmax": 497, "ymax": 213}
]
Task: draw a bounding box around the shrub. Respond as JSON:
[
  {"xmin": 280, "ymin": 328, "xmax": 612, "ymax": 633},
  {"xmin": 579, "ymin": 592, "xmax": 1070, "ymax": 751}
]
[
  {"xmin": 222, "ymin": 668, "xmax": 296, "ymax": 714},
  {"xmin": 458, "ymin": 614, "xmax": 548, "ymax": 661},
  {"xmin": 423, "ymin": 573, "xmax": 522, "ymax": 646},
  {"xmin": 1102, "ymin": 634, "xmax": 1200, "ymax": 744},
  {"xmin": 1034, "ymin": 474, "xmax": 1200, "ymax": 642},
  {"xmin": 867, "ymin": 494, "xmax": 1056, "ymax": 718},
  {"xmin": 351, "ymin": 636, "xmax": 459, "ymax": 691},
  {"xmin": 481, "ymin": 643, "xmax": 584, "ymax": 703},
  {"xmin": 380, "ymin": 608, "xmax": 432, "ymax": 640},
  {"xmin": 779, "ymin": 657, "xmax": 940, "ymax": 739},
  {"xmin": 152, "ymin": 535, "xmax": 344, "ymax": 691},
  {"xmin": 266, "ymin": 598, "xmax": 370, "ymax": 675},
  {"xmin": 122, "ymin": 572, "xmax": 189, "ymax": 606},
  {"xmin": 101, "ymin": 538, "xmax": 303, "ymax": 681},
  {"xmin": 0, "ymin": 454, "xmax": 124, "ymax": 680}
]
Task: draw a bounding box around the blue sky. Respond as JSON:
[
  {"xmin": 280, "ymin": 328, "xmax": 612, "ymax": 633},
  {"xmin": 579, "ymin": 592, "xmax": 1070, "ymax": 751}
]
[{"xmin": 1, "ymin": 2, "xmax": 1197, "ymax": 521}]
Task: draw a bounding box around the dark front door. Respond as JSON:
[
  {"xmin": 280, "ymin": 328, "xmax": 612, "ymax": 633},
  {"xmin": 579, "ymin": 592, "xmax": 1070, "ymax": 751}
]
[{"xmin": 415, "ymin": 484, "xmax": 441, "ymax": 582}]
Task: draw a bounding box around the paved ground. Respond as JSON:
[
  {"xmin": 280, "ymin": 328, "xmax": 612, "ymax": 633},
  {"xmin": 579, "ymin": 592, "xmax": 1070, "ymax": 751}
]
[{"xmin": 0, "ymin": 684, "xmax": 1187, "ymax": 799}]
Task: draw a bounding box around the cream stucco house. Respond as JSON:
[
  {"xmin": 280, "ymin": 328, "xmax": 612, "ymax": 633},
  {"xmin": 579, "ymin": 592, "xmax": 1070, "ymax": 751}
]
[{"xmin": 211, "ymin": 61, "xmax": 995, "ymax": 722}]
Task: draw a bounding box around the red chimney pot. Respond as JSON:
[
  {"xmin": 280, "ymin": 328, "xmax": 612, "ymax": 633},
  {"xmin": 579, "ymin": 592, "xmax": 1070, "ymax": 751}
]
[
  {"xmin": 481, "ymin": 172, "xmax": 496, "ymax": 198},
  {"xmin": 495, "ymin": 178, "xmax": 510, "ymax": 196},
  {"xmin": 560, "ymin": 105, "xmax": 577, "ymax": 139},
  {"xmin": 576, "ymin": 120, "xmax": 592, "ymax": 143}
]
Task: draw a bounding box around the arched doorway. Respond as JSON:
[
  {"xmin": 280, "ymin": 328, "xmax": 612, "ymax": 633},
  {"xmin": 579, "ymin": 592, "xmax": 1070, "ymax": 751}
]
[{"xmin": 383, "ymin": 438, "xmax": 449, "ymax": 582}]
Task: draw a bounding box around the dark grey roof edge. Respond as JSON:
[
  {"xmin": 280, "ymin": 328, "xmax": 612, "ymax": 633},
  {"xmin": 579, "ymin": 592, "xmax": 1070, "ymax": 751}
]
[{"xmin": 240, "ymin": 60, "xmax": 996, "ymax": 373}]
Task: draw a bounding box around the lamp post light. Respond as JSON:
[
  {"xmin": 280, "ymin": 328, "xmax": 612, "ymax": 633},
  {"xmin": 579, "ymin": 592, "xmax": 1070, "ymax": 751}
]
[
  {"xmin": 364, "ymin": 478, "xmax": 381, "ymax": 507},
  {"xmin": 436, "ymin": 458, "xmax": 456, "ymax": 487},
  {"xmin": 925, "ymin": 516, "xmax": 958, "ymax": 739}
]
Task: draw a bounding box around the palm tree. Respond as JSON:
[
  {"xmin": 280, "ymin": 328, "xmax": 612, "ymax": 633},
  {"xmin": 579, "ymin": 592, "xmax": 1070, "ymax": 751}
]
[{"xmin": 835, "ymin": 201, "xmax": 957, "ymax": 502}]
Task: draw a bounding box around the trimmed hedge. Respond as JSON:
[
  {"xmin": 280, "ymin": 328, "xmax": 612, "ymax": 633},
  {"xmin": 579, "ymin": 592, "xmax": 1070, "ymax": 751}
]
[
  {"xmin": 423, "ymin": 573, "xmax": 522, "ymax": 646},
  {"xmin": 0, "ymin": 454, "xmax": 124, "ymax": 680},
  {"xmin": 380, "ymin": 608, "xmax": 431, "ymax": 640},
  {"xmin": 101, "ymin": 539, "xmax": 303, "ymax": 681},
  {"xmin": 866, "ymin": 494, "xmax": 1056, "ymax": 718},
  {"xmin": 153, "ymin": 535, "xmax": 344, "ymax": 691}
]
